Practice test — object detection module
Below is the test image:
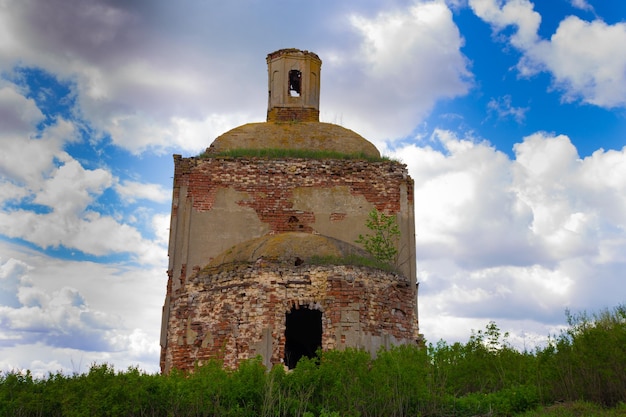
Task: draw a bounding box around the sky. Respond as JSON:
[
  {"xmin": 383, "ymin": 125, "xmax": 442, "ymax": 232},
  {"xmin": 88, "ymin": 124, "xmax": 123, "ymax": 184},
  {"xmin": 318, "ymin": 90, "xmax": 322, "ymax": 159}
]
[{"xmin": 1, "ymin": 0, "xmax": 625, "ymax": 376}]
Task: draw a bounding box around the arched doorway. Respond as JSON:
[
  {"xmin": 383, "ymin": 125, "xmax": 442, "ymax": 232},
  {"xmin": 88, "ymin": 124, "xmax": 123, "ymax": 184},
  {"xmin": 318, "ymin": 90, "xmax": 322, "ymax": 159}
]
[{"xmin": 284, "ymin": 306, "xmax": 322, "ymax": 369}]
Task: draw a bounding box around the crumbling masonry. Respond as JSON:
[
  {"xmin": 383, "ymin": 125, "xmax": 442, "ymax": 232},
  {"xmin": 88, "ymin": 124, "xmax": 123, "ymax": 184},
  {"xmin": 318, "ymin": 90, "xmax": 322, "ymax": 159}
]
[{"xmin": 160, "ymin": 49, "xmax": 420, "ymax": 373}]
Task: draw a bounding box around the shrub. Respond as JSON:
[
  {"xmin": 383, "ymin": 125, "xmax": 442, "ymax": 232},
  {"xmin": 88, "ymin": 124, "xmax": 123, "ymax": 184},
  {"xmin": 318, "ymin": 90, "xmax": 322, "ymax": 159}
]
[
  {"xmin": 355, "ymin": 209, "xmax": 400, "ymax": 265},
  {"xmin": 2, "ymin": 305, "xmax": 626, "ymax": 416},
  {"xmin": 545, "ymin": 305, "xmax": 626, "ymax": 407}
]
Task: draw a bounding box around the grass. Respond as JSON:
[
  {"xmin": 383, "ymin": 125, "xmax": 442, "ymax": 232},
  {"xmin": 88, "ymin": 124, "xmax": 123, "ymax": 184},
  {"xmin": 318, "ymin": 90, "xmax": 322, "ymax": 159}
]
[
  {"xmin": 199, "ymin": 148, "xmax": 394, "ymax": 162},
  {"xmin": 307, "ymin": 253, "xmax": 398, "ymax": 273},
  {"xmin": 518, "ymin": 401, "xmax": 626, "ymax": 416},
  {"xmin": 200, "ymin": 254, "xmax": 399, "ymax": 275}
]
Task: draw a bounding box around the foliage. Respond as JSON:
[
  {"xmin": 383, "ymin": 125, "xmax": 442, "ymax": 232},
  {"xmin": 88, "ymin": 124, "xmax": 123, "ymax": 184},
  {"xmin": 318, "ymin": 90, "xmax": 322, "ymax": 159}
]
[
  {"xmin": 355, "ymin": 208, "xmax": 400, "ymax": 265},
  {"xmin": 199, "ymin": 147, "xmax": 392, "ymax": 162},
  {"xmin": 1, "ymin": 305, "xmax": 625, "ymax": 416},
  {"xmin": 517, "ymin": 401, "xmax": 626, "ymax": 417},
  {"xmin": 307, "ymin": 253, "xmax": 397, "ymax": 272},
  {"xmin": 540, "ymin": 305, "xmax": 626, "ymax": 407}
]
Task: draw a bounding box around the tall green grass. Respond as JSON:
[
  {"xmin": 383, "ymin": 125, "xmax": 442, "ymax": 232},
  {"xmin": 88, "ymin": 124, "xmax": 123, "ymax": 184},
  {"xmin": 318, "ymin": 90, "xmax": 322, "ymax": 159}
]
[{"xmin": 1, "ymin": 304, "xmax": 624, "ymax": 416}]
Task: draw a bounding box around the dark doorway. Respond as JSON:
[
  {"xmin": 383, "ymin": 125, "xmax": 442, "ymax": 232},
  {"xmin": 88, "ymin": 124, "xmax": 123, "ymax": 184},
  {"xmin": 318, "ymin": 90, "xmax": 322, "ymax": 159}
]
[{"xmin": 284, "ymin": 307, "xmax": 322, "ymax": 369}]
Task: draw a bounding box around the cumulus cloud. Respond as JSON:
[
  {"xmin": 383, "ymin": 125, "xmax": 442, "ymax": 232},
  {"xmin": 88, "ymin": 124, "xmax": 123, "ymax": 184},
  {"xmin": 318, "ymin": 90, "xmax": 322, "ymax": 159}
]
[
  {"xmin": 115, "ymin": 180, "xmax": 170, "ymax": 204},
  {"xmin": 535, "ymin": 17, "xmax": 626, "ymax": 107},
  {"xmin": 469, "ymin": 0, "xmax": 626, "ymax": 108},
  {"xmin": 400, "ymin": 130, "xmax": 537, "ymax": 268},
  {"xmin": 322, "ymin": 1, "xmax": 471, "ymax": 142},
  {"xmin": 35, "ymin": 160, "xmax": 112, "ymax": 214},
  {"xmin": 0, "ymin": 83, "xmax": 44, "ymax": 134},
  {"xmin": 0, "ymin": 248, "xmax": 165, "ymax": 374},
  {"xmin": 0, "ymin": 76, "xmax": 168, "ymax": 265},
  {"xmin": 0, "ymin": 257, "xmax": 115, "ymax": 352},
  {"xmin": 0, "ymin": 0, "xmax": 252, "ymax": 154},
  {"xmin": 0, "ymin": 258, "xmax": 32, "ymax": 308},
  {"xmin": 391, "ymin": 130, "xmax": 626, "ymax": 345},
  {"xmin": 0, "ymin": 120, "xmax": 166, "ymax": 373},
  {"xmin": 0, "ymin": 155, "xmax": 165, "ymax": 264},
  {"xmin": 0, "ymin": 103, "xmax": 76, "ymax": 188},
  {"xmin": 474, "ymin": 0, "xmax": 542, "ymax": 47},
  {"xmin": 1, "ymin": 0, "xmax": 473, "ymax": 153}
]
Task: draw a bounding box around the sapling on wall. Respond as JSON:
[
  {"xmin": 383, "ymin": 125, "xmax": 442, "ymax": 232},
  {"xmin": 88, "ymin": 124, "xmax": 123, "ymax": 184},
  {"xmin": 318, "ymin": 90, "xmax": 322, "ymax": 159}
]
[{"xmin": 356, "ymin": 208, "xmax": 400, "ymax": 265}]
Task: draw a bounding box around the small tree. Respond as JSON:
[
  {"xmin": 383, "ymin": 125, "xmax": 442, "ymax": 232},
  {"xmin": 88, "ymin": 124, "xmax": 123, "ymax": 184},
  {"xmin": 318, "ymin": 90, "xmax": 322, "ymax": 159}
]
[{"xmin": 355, "ymin": 209, "xmax": 400, "ymax": 264}]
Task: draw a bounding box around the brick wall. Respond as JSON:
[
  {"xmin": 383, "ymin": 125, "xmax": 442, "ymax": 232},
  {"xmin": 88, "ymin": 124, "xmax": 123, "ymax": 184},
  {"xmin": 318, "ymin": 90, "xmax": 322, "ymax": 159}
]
[
  {"xmin": 173, "ymin": 156, "xmax": 413, "ymax": 233},
  {"xmin": 161, "ymin": 155, "xmax": 418, "ymax": 373},
  {"xmin": 266, "ymin": 107, "xmax": 320, "ymax": 122},
  {"xmin": 161, "ymin": 263, "xmax": 419, "ymax": 372}
]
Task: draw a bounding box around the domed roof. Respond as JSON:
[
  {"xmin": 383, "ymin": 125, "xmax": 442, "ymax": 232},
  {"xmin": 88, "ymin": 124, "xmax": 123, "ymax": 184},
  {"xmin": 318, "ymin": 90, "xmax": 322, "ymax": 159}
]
[
  {"xmin": 207, "ymin": 232, "xmax": 369, "ymax": 267},
  {"xmin": 205, "ymin": 122, "xmax": 380, "ymax": 158}
]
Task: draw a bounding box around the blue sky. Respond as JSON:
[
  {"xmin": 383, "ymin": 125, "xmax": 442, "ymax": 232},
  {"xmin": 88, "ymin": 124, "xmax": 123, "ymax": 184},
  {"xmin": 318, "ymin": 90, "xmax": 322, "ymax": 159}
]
[{"xmin": 1, "ymin": 0, "xmax": 625, "ymax": 375}]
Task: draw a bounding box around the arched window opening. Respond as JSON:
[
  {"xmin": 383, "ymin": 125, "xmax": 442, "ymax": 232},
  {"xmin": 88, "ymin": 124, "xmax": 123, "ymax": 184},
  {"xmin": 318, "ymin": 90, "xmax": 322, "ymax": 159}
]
[{"xmin": 288, "ymin": 70, "xmax": 301, "ymax": 97}]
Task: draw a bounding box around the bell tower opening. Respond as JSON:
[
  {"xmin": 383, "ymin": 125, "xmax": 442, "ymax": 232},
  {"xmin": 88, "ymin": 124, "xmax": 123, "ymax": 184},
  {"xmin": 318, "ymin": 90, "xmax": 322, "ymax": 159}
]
[
  {"xmin": 284, "ymin": 306, "xmax": 322, "ymax": 369},
  {"xmin": 288, "ymin": 70, "xmax": 301, "ymax": 97}
]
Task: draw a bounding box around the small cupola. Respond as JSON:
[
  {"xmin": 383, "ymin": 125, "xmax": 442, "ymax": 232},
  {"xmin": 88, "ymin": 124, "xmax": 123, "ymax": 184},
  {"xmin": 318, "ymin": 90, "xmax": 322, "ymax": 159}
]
[{"xmin": 266, "ymin": 49, "xmax": 321, "ymax": 122}]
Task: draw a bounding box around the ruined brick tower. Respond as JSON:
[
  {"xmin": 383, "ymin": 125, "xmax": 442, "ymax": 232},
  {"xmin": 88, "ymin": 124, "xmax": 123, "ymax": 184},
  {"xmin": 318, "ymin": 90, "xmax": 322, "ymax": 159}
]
[{"xmin": 160, "ymin": 49, "xmax": 419, "ymax": 373}]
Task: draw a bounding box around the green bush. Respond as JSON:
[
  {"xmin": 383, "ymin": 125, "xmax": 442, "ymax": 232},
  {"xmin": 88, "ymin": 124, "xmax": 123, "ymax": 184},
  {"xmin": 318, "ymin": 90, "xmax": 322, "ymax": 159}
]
[
  {"xmin": 1, "ymin": 305, "xmax": 625, "ymax": 416},
  {"xmin": 355, "ymin": 208, "xmax": 400, "ymax": 265},
  {"xmin": 541, "ymin": 305, "xmax": 626, "ymax": 407}
]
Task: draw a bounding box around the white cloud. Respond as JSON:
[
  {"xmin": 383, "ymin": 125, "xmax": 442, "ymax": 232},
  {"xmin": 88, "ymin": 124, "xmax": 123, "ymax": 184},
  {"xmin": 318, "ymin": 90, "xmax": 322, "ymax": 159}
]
[
  {"xmin": 396, "ymin": 129, "xmax": 536, "ymax": 268},
  {"xmin": 487, "ymin": 95, "xmax": 529, "ymax": 123},
  {"xmin": 115, "ymin": 180, "xmax": 169, "ymax": 204},
  {"xmin": 152, "ymin": 213, "xmax": 171, "ymax": 247},
  {"xmin": 0, "ymin": 0, "xmax": 474, "ymax": 153},
  {"xmin": 536, "ymin": 17, "xmax": 626, "ymax": 107},
  {"xmin": 469, "ymin": 0, "xmax": 541, "ymax": 49},
  {"xmin": 11, "ymin": 0, "xmax": 474, "ymax": 151},
  {"xmin": 0, "ymin": 83, "xmax": 168, "ymax": 264},
  {"xmin": 0, "ymin": 258, "xmax": 31, "ymax": 308},
  {"xmin": 0, "ymin": 270, "xmax": 117, "ymax": 352},
  {"xmin": 34, "ymin": 160, "xmax": 113, "ymax": 214},
  {"xmin": 470, "ymin": 0, "xmax": 626, "ymax": 108},
  {"xmin": 322, "ymin": 0, "xmax": 471, "ymax": 141},
  {"xmin": 0, "ymin": 180, "xmax": 29, "ymax": 204},
  {"xmin": 0, "ymin": 172, "xmax": 165, "ymax": 263},
  {"xmin": 0, "ymin": 247, "xmax": 166, "ymax": 374},
  {"xmin": 0, "ymin": 207, "xmax": 162, "ymax": 269},
  {"xmin": 0, "ymin": 83, "xmax": 44, "ymax": 134},
  {"xmin": 391, "ymin": 130, "xmax": 626, "ymax": 346},
  {"xmin": 445, "ymin": 0, "xmax": 468, "ymax": 10},
  {"xmin": 168, "ymin": 113, "xmax": 255, "ymax": 154},
  {"xmin": 570, "ymin": 0, "xmax": 594, "ymax": 13},
  {"xmin": 0, "ymin": 0, "xmax": 265, "ymax": 155},
  {"xmin": 0, "ymin": 116, "xmax": 76, "ymax": 189}
]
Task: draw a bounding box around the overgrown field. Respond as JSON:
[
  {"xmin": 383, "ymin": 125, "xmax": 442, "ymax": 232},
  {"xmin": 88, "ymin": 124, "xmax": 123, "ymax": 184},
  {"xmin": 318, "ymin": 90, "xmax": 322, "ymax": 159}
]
[{"xmin": 2, "ymin": 305, "xmax": 624, "ymax": 417}]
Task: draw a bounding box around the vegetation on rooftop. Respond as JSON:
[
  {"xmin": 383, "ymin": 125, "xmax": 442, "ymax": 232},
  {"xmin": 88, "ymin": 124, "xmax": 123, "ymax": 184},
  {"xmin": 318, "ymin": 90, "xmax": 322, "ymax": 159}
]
[
  {"xmin": 199, "ymin": 254, "xmax": 398, "ymax": 275},
  {"xmin": 199, "ymin": 148, "xmax": 393, "ymax": 162},
  {"xmin": 308, "ymin": 253, "xmax": 398, "ymax": 273}
]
